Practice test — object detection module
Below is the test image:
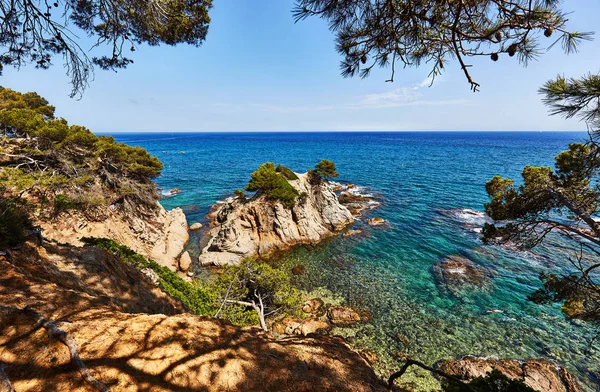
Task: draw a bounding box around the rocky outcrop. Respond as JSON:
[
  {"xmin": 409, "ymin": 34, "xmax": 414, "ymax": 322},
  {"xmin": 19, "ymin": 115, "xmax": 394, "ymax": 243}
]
[
  {"xmin": 200, "ymin": 172, "xmax": 354, "ymax": 266},
  {"xmin": 0, "ymin": 242, "xmax": 385, "ymax": 392},
  {"xmin": 273, "ymin": 317, "xmax": 332, "ymax": 336},
  {"xmin": 432, "ymin": 254, "xmax": 491, "ymax": 297},
  {"xmin": 436, "ymin": 357, "xmax": 582, "ymax": 392},
  {"xmin": 39, "ymin": 199, "xmax": 189, "ymax": 271}
]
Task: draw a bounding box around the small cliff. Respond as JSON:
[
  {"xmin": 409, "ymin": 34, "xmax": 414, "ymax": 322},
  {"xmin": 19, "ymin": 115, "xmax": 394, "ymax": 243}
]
[
  {"xmin": 0, "ymin": 241, "xmax": 385, "ymax": 392},
  {"xmin": 39, "ymin": 200, "xmax": 189, "ymax": 272},
  {"xmin": 200, "ymin": 172, "xmax": 355, "ymax": 266},
  {"xmin": 0, "ymin": 135, "xmax": 189, "ymax": 272}
]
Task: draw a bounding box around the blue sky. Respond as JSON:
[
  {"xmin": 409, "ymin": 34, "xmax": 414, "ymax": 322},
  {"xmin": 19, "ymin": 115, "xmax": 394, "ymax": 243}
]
[{"xmin": 2, "ymin": 0, "xmax": 599, "ymax": 132}]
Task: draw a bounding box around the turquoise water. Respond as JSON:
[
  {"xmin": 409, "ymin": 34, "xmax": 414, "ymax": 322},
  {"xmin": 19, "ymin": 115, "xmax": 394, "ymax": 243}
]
[{"xmin": 111, "ymin": 132, "xmax": 599, "ymax": 390}]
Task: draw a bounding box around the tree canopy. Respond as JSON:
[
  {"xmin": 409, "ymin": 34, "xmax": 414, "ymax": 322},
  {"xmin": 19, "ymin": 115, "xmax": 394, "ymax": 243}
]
[
  {"xmin": 0, "ymin": 0, "xmax": 212, "ymax": 96},
  {"xmin": 1, "ymin": 1, "xmax": 590, "ymax": 95},
  {"xmin": 245, "ymin": 162, "xmax": 300, "ymax": 208},
  {"xmin": 483, "ymin": 73, "xmax": 600, "ymax": 326},
  {"xmin": 294, "ymin": 0, "xmax": 591, "ymax": 91},
  {"xmin": 0, "ymin": 86, "xmax": 163, "ymax": 219},
  {"xmin": 210, "ymin": 257, "xmax": 301, "ymax": 331},
  {"xmin": 314, "ymin": 159, "xmax": 339, "ymax": 181}
]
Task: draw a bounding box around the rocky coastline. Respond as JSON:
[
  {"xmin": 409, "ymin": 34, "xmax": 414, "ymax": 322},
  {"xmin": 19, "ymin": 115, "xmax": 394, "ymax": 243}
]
[{"xmin": 198, "ymin": 172, "xmax": 379, "ymax": 266}]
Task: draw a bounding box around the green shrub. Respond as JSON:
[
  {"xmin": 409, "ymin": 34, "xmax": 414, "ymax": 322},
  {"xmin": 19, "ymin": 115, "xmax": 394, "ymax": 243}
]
[
  {"xmin": 209, "ymin": 257, "xmax": 301, "ymax": 329},
  {"xmin": 53, "ymin": 194, "xmax": 80, "ymax": 211},
  {"xmin": 234, "ymin": 189, "xmax": 245, "ymax": 199},
  {"xmin": 81, "ymin": 237, "xmax": 215, "ymax": 316},
  {"xmin": 245, "ymin": 162, "xmax": 299, "ymax": 208},
  {"xmin": 61, "ymin": 125, "xmax": 98, "ymax": 148},
  {"xmin": 0, "ymin": 197, "xmax": 33, "ymax": 249},
  {"xmin": 95, "ymin": 136, "xmax": 163, "ymax": 180},
  {"xmin": 276, "ymin": 164, "xmax": 299, "ymax": 180},
  {"xmin": 314, "ymin": 159, "xmax": 339, "ymax": 181}
]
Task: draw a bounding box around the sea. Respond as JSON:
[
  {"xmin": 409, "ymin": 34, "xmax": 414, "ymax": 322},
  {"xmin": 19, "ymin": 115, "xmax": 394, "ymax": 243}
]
[{"xmin": 110, "ymin": 131, "xmax": 599, "ymax": 391}]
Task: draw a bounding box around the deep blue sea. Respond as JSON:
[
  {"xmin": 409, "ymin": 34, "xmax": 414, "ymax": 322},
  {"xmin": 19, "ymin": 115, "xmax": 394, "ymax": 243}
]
[{"xmin": 111, "ymin": 131, "xmax": 599, "ymax": 390}]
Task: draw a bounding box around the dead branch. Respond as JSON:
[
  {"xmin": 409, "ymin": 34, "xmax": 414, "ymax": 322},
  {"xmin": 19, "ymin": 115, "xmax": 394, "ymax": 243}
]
[
  {"xmin": 0, "ymin": 364, "xmax": 15, "ymax": 392},
  {"xmin": 22, "ymin": 306, "xmax": 110, "ymax": 392}
]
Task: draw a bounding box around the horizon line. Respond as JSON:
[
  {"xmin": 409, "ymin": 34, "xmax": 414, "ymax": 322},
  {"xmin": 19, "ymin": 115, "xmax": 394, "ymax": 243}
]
[{"xmin": 96, "ymin": 129, "xmax": 589, "ymax": 134}]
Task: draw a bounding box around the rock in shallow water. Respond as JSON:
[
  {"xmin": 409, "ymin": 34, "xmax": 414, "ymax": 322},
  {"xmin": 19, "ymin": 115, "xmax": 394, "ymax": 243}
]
[
  {"xmin": 432, "ymin": 254, "xmax": 491, "ymax": 297},
  {"xmin": 367, "ymin": 217, "xmax": 386, "ymax": 226},
  {"xmin": 302, "ymin": 298, "xmax": 325, "ymax": 315},
  {"xmin": 344, "ymin": 229, "xmax": 363, "ymax": 237},
  {"xmin": 327, "ymin": 306, "xmax": 362, "ymax": 326},
  {"xmin": 199, "ymin": 172, "xmax": 355, "ymax": 266}
]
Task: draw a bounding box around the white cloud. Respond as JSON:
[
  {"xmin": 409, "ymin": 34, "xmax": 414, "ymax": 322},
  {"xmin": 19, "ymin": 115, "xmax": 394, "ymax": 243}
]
[
  {"xmin": 354, "ymin": 77, "xmax": 453, "ymax": 109},
  {"xmin": 211, "ymin": 77, "xmax": 468, "ymax": 113}
]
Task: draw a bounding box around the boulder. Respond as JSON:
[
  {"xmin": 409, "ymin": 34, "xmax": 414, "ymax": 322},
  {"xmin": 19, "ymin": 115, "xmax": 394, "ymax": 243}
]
[
  {"xmin": 179, "ymin": 251, "xmax": 192, "ymax": 272},
  {"xmin": 344, "ymin": 229, "xmax": 363, "ymax": 237},
  {"xmin": 327, "ymin": 306, "xmax": 362, "ymax": 326},
  {"xmin": 273, "ymin": 317, "xmax": 331, "ymax": 336},
  {"xmin": 436, "ymin": 357, "xmax": 582, "ymax": 392},
  {"xmin": 149, "ymin": 207, "xmax": 190, "ymax": 270},
  {"xmin": 189, "ymin": 222, "xmax": 203, "ymax": 231},
  {"xmin": 432, "ymin": 254, "xmax": 490, "ymax": 297},
  {"xmin": 367, "ymin": 217, "xmax": 386, "ymax": 226},
  {"xmin": 302, "ymin": 298, "xmax": 325, "ymax": 314}
]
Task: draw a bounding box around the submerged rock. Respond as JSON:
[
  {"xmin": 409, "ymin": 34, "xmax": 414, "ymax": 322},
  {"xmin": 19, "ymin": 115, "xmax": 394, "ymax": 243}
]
[
  {"xmin": 327, "ymin": 306, "xmax": 362, "ymax": 326},
  {"xmin": 199, "ymin": 172, "xmax": 354, "ymax": 266},
  {"xmin": 344, "ymin": 229, "xmax": 363, "ymax": 237},
  {"xmin": 432, "ymin": 254, "xmax": 490, "ymax": 297},
  {"xmin": 436, "ymin": 357, "xmax": 582, "ymax": 392},
  {"xmin": 291, "ymin": 265, "xmax": 306, "ymax": 276},
  {"xmin": 367, "ymin": 217, "xmax": 386, "ymax": 226}
]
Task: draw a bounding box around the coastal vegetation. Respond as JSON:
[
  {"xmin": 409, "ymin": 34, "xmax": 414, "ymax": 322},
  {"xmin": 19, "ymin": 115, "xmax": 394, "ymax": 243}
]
[
  {"xmin": 0, "ymin": 196, "xmax": 33, "ymax": 248},
  {"xmin": 81, "ymin": 237, "xmax": 300, "ymax": 329},
  {"xmin": 82, "ymin": 237, "xmax": 215, "ymax": 316},
  {"xmin": 293, "ymin": 1, "xmax": 588, "ymax": 92},
  {"xmin": 314, "ymin": 159, "xmax": 339, "ymax": 181},
  {"xmin": 483, "ymin": 73, "xmax": 600, "ymax": 328},
  {"xmin": 245, "ymin": 162, "xmax": 299, "ymax": 208},
  {"xmin": 0, "ymin": 87, "xmax": 163, "ymax": 227},
  {"xmin": 211, "ymin": 258, "xmax": 301, "ymax": 331}
]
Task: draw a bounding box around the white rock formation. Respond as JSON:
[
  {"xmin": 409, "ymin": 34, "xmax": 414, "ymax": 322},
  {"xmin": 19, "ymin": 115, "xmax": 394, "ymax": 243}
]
[
  {"xmin": 39, "ymin": 199, "xmax": 189, "ymax": 271},
  {"xmin": 200, "ymin": 172, "xmax": 354, "ymax": 266}
]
